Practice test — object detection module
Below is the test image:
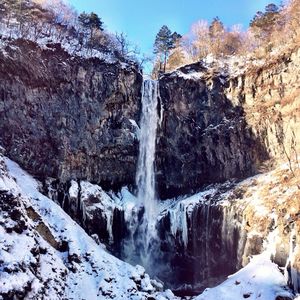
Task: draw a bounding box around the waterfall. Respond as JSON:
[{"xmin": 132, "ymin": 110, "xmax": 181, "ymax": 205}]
[
  {"xmin": 121, "ymin": 79, "xmax": 160, "ymax": 272},
  {"xmin": 135, "ymin": 79, "xmax": 159, "ymax": 268},
  {"xmin": 136, "ymin": 79, "xmax": 159, "ymax": 220}
]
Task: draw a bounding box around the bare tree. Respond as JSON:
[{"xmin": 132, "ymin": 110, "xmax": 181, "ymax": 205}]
[{"xmin": 113, "ymin": 32, "xmax": 138, "ymax": 58}]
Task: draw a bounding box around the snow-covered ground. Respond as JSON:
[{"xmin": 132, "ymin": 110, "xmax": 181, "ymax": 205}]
[
  {"xmin": 1, "ymin": 154, "xmax": 298, "ymax": 299},
  {"xmin": 0, "ymin": 155, "xmax": 176, "ymax": 299},
  {"xmin": 195, "ymin": 253, "xmax": 292, "ymax": 300}
]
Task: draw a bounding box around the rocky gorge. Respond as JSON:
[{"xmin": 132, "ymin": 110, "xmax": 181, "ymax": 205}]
[{"xmin": 0, "ymin": 30, "xmax": 300, "ymax": 299}]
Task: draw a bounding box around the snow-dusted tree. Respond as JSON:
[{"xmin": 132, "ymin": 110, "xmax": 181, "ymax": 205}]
[
  {"xmin": 166, "ymin": 45, "xmax": 185, "ymax": 72},
  {"xmin": 3, "ymin": 0, "xmax": 18, "ymax": 28},
  {"xmin": 223, "ymin": 24, "xmax": 243, "ymax": 56},
  {"xmin": 284, "ymin": 0, "xmax": 300, "ymax": 42},
  {"xmin": 190, "ymin": 20, "xmax": 210, "ymax": 60},
  {"xmin": 113, "ymin": 32, "xmax": 139, "ymax": 59}
]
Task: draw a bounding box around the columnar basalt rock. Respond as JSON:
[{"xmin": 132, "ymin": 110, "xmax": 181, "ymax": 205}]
[
  {"xmin": 156, "ymin": 66, "xmax": 264, "ymax": 199},
  {"xmin": 156, "ymin": 50, "xmax": 300, "ymax": 199},
  {"xmin": 0, "ymin": 39, "xmax": 142, "ymax": 191}
]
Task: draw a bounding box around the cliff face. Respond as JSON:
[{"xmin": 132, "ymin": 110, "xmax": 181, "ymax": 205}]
[
  {"xmin": 157, "ymin": 50, "xmax": 300, "ymax": 198},
  {"xmin": 1, "ymin": 39, "xmax": 299, "ymax": 200},
  {"xmin": 0, "ymin": 39, "xmax": 142, "ymax": 190},
  {"xmin": 157, "ymin": 67, "xmax": 264, "ymax": 199},
  {"xmin": 1, "ymin": 35, "xmax": 300, "ymax": 297}
]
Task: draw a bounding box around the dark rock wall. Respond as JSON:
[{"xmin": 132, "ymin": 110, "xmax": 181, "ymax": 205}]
[
  {"xmin": 0, "ymin": 39, "xmax": 142, "ymax": 190},
  {"xmin": 157, "ymin": 66, "xmax": 265, "ymax": 199}
]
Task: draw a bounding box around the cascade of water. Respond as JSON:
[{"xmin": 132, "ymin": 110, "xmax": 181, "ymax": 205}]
[
  {"xmin": 121, "ymin": 79, "xmax": 160, "ymax": 270},
  {"xmin": 135, "ymin": 79, "xmax": 159, "ymax": 267},
  {"xmin": 136, "ymin": 79, "xmax": 159, "ymax": 222}
]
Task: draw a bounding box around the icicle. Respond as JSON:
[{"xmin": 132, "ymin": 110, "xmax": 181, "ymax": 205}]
[
  {"xmin": 284, "ymin": 227, "xmax": 299, "ymax": 291},
  {"xmin": 169, "ymin": 202, "xmax": 189, "ymax": 248},
  {"xmin": 181, "ymin": 204, "xmax": 188, "ymax": 248}
]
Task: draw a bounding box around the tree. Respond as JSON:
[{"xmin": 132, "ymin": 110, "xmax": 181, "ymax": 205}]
[
  {"xmin": 209, "ymin": 17, "xmax": 225, "ymax": 38},
  {"xmin": 78, "ymin": 12, "xmax": 103, "ymax": 40},
  {"xmin": 284, "ymin": 0, "xmax": 300, "ymax": 42},
  {"xmin": 190, "ymin": 20, "xmax": 210, "ymax": 60},
  {"xmin": 209, "ymin": 17, "xmax": 226, "ymax": 56},
  {"xmin": 153, "ymin": 25, "xmax": 178, "ymax": 73},
  {"xmin": 250, "ymin": 3, "xmax": 280, "ymax": 45},
  {"xmin": 114, "ymin": 32, "xmax": 139, "ymax": 59},
  {"xmin": 265, "ymin": 3, "xmax": 279, "ymax": 13},
  {"xmin": 223, "ymin": 24, "xmax": 243, "ymax": 56},
  {"xmin": 171, "ymin": 32, "xmax": 182, "ymax": 44},
  {"xmin": 166, "ymin": 46, "xmax": 185, "ymax": 72}
]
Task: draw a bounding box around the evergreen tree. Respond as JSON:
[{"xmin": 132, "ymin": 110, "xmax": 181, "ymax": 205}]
[
  {"xmin": 78, "ymin": 11, "xmax": 103, "ymax": 40},
  {"xmin": 250, "ymin": 3, "xmax": 280, "ymax": 43},
  {"xmin": 265, "ymin": 3, "xmax": 279, "ymax": 13},
  {"xmin": 209, "ymin": 17, "xmax": 225, "ymax": 56},
  {"xmin": 171, "ymin": 32, "xmax": 182, "ymax": 44},
  {"xmin": 209, "ymin": 17, "xmax": 225, "ymax": 39},
  {"xmin": 153, "ymin": 25, "xmax": 178, "ymax": 73}
]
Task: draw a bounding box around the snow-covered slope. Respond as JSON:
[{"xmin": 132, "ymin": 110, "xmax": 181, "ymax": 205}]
[
  {"xmin": 0, "ymin": 154, "xmax": 175, "ymax": 300},
  {"xmin": 195, "ymin": 253, "xmax": 292, "ymax": 300},
  {"xmin": 1, "ymin": 152, "xmax": 297, "ymax": 299}
]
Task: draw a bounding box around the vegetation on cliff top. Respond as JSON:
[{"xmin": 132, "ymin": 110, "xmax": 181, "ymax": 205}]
[
  {"xmin": 152, "ymin": 0, "xmax": 300, "ymax": 75},
  {"xmin": 0, "ymin": 0, "xmax": 141, "ymax": 64}
]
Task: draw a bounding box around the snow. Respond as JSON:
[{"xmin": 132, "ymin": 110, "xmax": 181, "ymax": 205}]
[
  {"xmin": 0, "ymin": 16, "xmax": 128, "ymax": 66},
  {"xmin": 69, "ymin": 180, "xmax": 79, "ymax": 199},
  {"xmin": 1, "ymin": 154, "xmax": 298, "ymax": 299},
  {"xmin": 1, "ymin": 157, "xmax": 176, "ymax": 299},
  {"xmin": 195, "ymin": 253, "xmax": 293, "ymax": 300},
  {"xmin": 165, "ymin": 51, "xmax": 268, "ymax": 83},
  {"xmin": 80, "ymin": 181, "xmax": 122, "ymax": 243},
  {"xmin": 112, "ymin": 187, "xmax": 139, "ymax": 221},
  {"xmin": 129, "ymin": 119, "xmax": 140, "ymax": 140},
  {"xmin": 176, "ymin": 70, "xmax": 205, "ymax": 80},
  {"xmin": 285, "ymin": 228, "xmax": 299, "ymax": 292}
]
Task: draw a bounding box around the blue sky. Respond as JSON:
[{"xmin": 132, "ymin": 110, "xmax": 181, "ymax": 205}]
[{"xmin": 68, "ymin": 0, "xmax": 281, "ymax": 56}]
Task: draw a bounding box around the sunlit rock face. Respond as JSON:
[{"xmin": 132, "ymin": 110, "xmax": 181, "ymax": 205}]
[
  {"xmin": 156, "ymin": 50, "xmax": 300, "ymax": 199},
  {"xmin": 0, "ymin": 39, "xmax": 142, "ymax": 191}
]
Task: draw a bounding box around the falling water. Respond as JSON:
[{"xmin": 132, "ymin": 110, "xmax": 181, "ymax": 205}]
[
  {"xmin": 130, "ymin": 79, "xmax": 160, "ymax": 270},
  {"xmin": 136, "ymin": 79, "xmax": 159, "ymax": 264},
  {"xmin": 136, "ymin": 79, "xmax": 159, "ymax": 220},
  {"xmin": 121, "ymin": 79, "xmax": 160, "ymax": 271}
]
